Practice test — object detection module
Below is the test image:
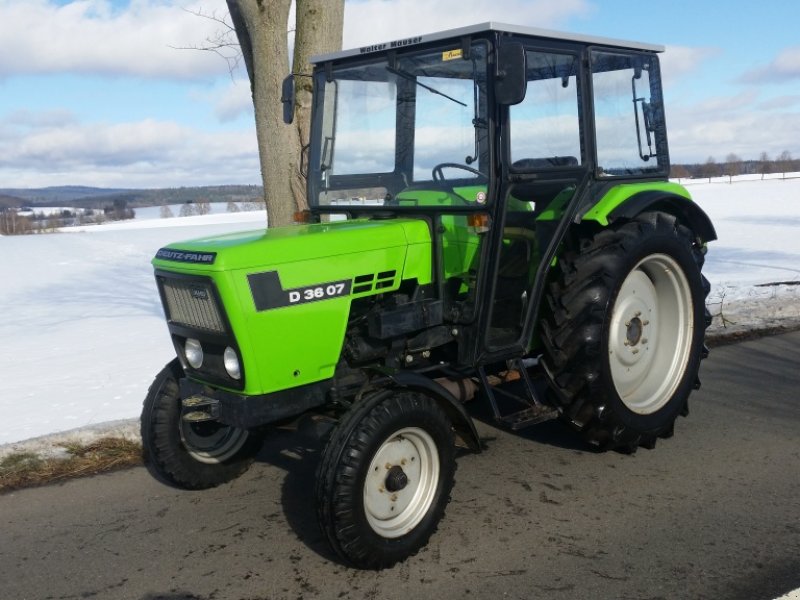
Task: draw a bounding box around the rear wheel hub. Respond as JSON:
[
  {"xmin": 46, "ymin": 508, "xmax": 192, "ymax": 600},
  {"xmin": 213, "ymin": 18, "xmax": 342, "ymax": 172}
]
[{"xmin": 626, "ymin": 316, "xmax": 644, "ymax": 346}]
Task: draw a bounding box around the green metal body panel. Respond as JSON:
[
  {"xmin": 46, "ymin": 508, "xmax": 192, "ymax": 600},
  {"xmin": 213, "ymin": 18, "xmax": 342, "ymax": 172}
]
[
  {"xmin": 395, "ymin": 185, "xmax": 486, "ymax": 207},
  {"xmin": 535, "ymin": 186, "xmax": 577, "ymax": 222},
  {"xmin": 154, "ymin": 218, "xmax": 431, "ymax": 271},
  {"xmin": 153, "ymin": 219, "xmax": 432, "ymax": 396},
  {"xmin": 581, "ymin": 181, "xmax": 692, "ymax": 226},
  {"xmin": 395, "ymin": 186, "xmax": 487, "ymax": 279},
  {"xmin": 440, "ymin": 214, "xmax": 480, "ymax": 280}
]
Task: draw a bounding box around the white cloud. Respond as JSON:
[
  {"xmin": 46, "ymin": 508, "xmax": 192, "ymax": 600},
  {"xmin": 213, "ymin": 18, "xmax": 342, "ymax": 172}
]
[
  {"xmin": 0, "ymin": 0, "xmax": 234, "ymax": 80},
  {"xmin": 0, "ymin": 0, "xmax": 591, "ymax": 81},
  {"xmin": 343, "ymin": 0, "xmax": 593, "ymax": 47},
  {"xmin": 773, "ymin": 47, "xmax": 800, "ymax": 77},
  {"xmin": 0, "ymin": 108, "xmax": 77, "ymax": 129},
  {"xmin": 739, "ymin": 46, "xmax": 800, "ymax": 84},
  {"xmin": 186, "ymin": 78, "xmax": 254, "ymax": 123},
  {"xmin": 758, "ymin": 95, "xmax": 800, "ymax": 110},
  {"xmin": 687, "ymin": 90, "xmax": 760, "ymax": 117},
  {"xmin": 211, "ymin": 79, "xmax": 254, "ymax": 122},
  {"xmin": 659, "ymin": 45, "xmax": 719, "ymax": 88},
  {"xmin": 0, "ymin": 111, "xmax": 259, "ymax": 187},
  {"xmin": 668, "ymin": 99, "xmax": 800, "ymax": 162}
]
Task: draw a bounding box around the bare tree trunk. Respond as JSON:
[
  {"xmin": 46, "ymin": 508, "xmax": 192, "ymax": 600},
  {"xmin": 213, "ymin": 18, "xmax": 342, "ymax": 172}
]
[
  {"xmin": 226, "ymin": 0, "xmax": 344, "ymax": 227},
  {"xmin": 290, "ymin": 0, "xmax": 344, "ymax": 211},
  {"xmin": 230, "ymin": 0, "xmax": 296, "ymax": 228}
]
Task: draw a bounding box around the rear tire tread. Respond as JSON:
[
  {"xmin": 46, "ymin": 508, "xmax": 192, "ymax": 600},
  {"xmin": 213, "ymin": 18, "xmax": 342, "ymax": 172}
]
[{"xmin": 541, "ymin": 212, "xmax": 711, "ymax": 450}]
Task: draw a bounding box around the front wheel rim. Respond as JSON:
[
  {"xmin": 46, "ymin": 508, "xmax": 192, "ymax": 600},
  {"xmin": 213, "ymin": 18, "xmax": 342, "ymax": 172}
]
[
  {"xmin": 180, "ymin": 420, "xmax": 249, "ymax": 464},
  {"xmin": 608, "ymin": 253, "xmax": 694, "ymax": 415},
  {"xmin": 363, "ymin": 427, "xmax": 440, "ymax": 539}
]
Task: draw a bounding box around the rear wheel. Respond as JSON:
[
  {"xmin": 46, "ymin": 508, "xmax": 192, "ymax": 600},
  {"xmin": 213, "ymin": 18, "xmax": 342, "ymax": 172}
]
[
  {"xmin": 541, "ymin": 211, "xmax": 711, "ymax": 450},
  {"xmin": 315, "ymin": 391, "xmax": 455, "ymax": 569},
  {"xmin": 141, "ymin": 359, "xmax": 263, "ymax": 489}
]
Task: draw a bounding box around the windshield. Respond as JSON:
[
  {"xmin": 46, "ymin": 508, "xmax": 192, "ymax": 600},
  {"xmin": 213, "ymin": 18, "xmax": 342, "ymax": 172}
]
[{"xmin": 309, "ymin": 42, "xmax": 489, "ymax": 210}]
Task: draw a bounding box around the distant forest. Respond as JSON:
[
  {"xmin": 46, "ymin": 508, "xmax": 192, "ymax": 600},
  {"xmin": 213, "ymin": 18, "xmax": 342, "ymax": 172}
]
[
  {"xmin": 0, "ymin": 185, "xmax": 264, "ymax": 210},
  {"xmin": 671, "ymin": 150, "xmax": 798, "ymax": 180},
  {"xmin": 0, "ymin": 185, "xmax": 266, "ymax": 235}
]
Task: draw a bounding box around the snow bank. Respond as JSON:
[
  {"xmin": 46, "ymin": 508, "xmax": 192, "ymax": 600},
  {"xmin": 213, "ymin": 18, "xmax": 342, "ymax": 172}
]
[
  {"xmin": 0, "ymin": 419, "xmax": 139, "ymax": 460},
  {"xmin": 690, "ymin": 177, "xmax": 800, "ymax": 336},
  {"xmin": 0, "ymin": 177, "xmax": 798, "ymax": 449},
  {"xmin": 0, "ymin": 212, "xmax": 266, "ymax": 448}
]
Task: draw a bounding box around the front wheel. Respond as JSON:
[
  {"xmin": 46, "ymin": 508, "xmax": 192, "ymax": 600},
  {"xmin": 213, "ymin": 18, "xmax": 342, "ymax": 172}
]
[
  {"xmin": 541, "ymin": 211, "xmax": 711, "ymax": 450},
  {"xmin": 141, "ymin": 359, "xmax": 263, "ymax": 489},
  {"xmin": 315, "ymin": 391, "xmax": 456, "ymax": 569}
]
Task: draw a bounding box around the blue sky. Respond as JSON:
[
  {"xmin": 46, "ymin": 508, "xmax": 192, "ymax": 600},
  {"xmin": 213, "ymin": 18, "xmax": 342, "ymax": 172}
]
[{"xmin": 1, "ymin": 0, "xmax": 798, "ymax": 188}]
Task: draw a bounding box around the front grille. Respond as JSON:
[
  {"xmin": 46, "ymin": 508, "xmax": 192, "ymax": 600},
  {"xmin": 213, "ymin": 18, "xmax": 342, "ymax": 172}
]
[{"xmin": 160, "ymin": 278, "xmax": 226, "ymax": 334}]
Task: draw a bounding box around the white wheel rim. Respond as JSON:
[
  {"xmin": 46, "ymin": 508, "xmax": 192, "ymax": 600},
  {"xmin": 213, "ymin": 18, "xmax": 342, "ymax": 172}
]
[
  {"xmin": 608, "ymin": 253, "xmax": 694, "ymax": 415},
  {"xmin": 363, "ymin": 427, "xmax": 440, "ymax": 539},
  {"xmin": 180, "ymin": 420, "xmax": 249, "ymax": 464}
]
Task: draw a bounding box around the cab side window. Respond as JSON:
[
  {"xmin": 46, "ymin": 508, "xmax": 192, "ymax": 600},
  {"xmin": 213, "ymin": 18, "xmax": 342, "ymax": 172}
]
[
  {"xmin": 591, "ymin": 50, "xmax": 668, "ymax": 176},
  {"xmin": 509, "ymin": 51, "xmax": 582, "ymax": 169}
]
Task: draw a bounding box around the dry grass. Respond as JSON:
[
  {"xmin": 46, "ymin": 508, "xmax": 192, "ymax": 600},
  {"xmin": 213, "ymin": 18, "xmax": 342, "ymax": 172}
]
[{"xmin": 0, "ymin": 437, "xmax": 142, "ymax": 494}]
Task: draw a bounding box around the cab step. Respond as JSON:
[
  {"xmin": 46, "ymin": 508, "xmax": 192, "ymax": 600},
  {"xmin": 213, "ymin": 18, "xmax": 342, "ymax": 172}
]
[
  {"xmin": 499, "ymin": 405, "xmax": 559, "ymax": 430},
  {"xmin": 477, "ymin": 358, "xmax": 559, "ymax": 430}
]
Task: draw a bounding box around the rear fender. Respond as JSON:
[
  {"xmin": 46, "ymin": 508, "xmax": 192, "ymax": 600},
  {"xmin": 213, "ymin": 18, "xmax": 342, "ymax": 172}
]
[{"xmin": 582, "ymin": 183, "xmax": 717, "ymax": 242}]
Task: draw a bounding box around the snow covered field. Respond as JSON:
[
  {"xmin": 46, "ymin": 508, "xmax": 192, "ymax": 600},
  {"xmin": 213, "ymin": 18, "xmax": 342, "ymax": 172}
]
[
  {"xmin": 1, "ymin": 177, "xmax": 798, "ymax": 448},
  {"xmin": 686, "ymin": 175, "xmax": 800, "ymax": 331},
  {"xmin": 0, "ymin": 208, "xmax": 267, "ymax": 447}
]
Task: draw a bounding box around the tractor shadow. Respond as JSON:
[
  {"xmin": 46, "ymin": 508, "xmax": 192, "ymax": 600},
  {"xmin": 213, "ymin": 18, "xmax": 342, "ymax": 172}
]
[
  {"xmin": 251, "ymin": 385, "xmax": 594, "ymax": 563},
  {"xmin": 465, "ymin": 377, "xmax": 595, "ymax": 453},
  {"xmin": 250, "ymin": 416, "xmax": 518, "ymax": 565},
  {"xmin": 253, "ymin": 423, "xmax": 339, "ymax": 563},
  {"xmin": 468, "ymin": 403, "xmax": 594, "ymax": 453}
]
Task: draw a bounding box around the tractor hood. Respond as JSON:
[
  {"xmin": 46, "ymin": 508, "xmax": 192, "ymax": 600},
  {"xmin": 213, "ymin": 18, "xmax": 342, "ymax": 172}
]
[{"xmin": 152, "ymin": 218, "xmax": 432, "ymax": 272}]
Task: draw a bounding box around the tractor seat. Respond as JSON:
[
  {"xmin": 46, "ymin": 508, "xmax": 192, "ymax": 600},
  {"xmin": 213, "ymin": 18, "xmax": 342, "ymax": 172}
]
[{"xmin": 512, "ymin": 156, "xmax": 579, "ymax": 169}]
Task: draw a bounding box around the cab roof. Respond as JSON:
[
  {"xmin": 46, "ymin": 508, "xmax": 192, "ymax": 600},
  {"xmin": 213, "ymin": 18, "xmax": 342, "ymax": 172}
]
[{"xmin": 311, "ymin": 22, "xmax": 665, "ymax": 64}]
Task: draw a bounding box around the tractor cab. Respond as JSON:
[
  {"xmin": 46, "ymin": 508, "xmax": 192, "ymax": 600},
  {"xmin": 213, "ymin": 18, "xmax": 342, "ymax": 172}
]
[{"xmin": 296, "ymin": 23, "xmax": 674, "ymax": 364}]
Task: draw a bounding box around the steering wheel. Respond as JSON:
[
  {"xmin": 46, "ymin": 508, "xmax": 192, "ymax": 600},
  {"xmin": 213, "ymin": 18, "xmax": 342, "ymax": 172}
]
[{"xmin": 432, "ymin": 162, "xmax": 486, "ymax": 182}]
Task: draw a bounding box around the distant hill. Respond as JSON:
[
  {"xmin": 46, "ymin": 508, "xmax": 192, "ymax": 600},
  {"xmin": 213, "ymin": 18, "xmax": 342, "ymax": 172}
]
[
  {"xmin": 0, "ymin": 194, "xmax": 26, "ymax": 209},
  {"xmin": 0, "ymin": 185, "xmax": 264, "ymax": 208},
  {"xmin": 0, "ymin": 186, "xmax": 134, "ymax": 204}
]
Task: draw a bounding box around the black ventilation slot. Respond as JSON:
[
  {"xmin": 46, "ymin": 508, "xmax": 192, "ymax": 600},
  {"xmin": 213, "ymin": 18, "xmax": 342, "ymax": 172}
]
[
  {"xmin": 353, "ymin": 273, "xmax": 375, "ymax": 294},
  {"xmin": 352, "ymin": 270, "xmax": 397, "ymax": 294},
  {"xmin": 375, "ymin": 269, "xmax": 397, "ymax": 291}
]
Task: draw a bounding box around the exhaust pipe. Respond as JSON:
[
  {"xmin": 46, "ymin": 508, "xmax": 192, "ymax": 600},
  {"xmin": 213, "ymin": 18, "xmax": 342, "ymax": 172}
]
[{"xmin": 434, "ymin": 377, "xmax": 478, "ymax": 403}]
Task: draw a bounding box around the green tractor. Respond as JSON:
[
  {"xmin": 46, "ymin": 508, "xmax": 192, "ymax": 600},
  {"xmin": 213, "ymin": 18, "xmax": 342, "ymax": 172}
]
[{"xmin": 142, "ymin": 23, "xmax": 715, "ymax": 568}]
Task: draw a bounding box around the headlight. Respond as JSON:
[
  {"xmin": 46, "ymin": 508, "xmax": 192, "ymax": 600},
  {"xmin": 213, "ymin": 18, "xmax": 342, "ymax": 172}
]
[
  {"xmin": 223, "ymin": 346, "xmax": 241, "ymax": 380},
  {"xmin": 184, "ymin": 338, "xmax": 204, "ymax": 369}
]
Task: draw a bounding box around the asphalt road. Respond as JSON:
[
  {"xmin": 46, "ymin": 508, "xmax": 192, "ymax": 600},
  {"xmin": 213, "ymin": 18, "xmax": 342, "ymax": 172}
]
[{"xmin": 2, "ymin": 332, "xmax": 799, "ymax": 600}]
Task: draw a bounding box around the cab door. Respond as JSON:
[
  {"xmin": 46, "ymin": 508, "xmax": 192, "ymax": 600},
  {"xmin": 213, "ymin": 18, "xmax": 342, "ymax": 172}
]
[{"xmin": 483, "ymin": 46, "xmax": 589, "ymax": 355}]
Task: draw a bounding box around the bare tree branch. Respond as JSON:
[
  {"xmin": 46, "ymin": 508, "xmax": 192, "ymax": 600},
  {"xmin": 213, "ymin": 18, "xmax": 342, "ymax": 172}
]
[{"xmin": 170, "ymin": 8, "xmax": 243, "ymax": 80}]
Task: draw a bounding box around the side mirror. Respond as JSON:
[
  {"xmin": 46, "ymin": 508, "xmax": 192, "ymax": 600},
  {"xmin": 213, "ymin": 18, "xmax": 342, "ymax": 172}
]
[
  {"xmin": 495, "ymin": 42, "xmax": 527, "ymax": 105},
  {"xmin": 281, "ymin": 74, "xmax": 295, "ymax": 124}
]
